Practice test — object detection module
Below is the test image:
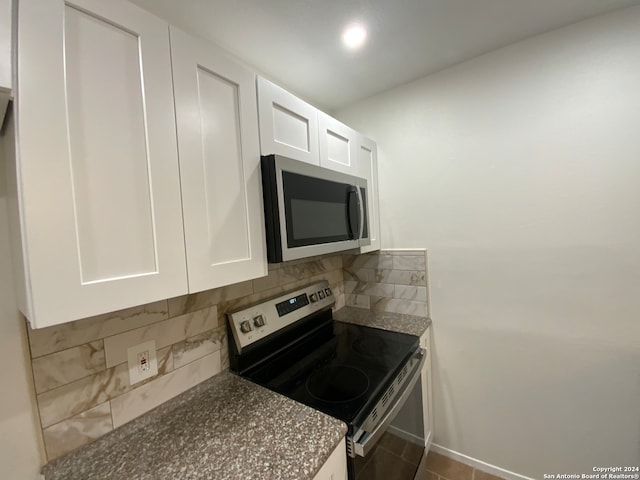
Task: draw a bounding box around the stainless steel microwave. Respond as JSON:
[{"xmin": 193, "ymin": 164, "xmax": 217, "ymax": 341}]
[{"xmin": 261, "ymin": 154, "xmax": 370, "ymax": 263}]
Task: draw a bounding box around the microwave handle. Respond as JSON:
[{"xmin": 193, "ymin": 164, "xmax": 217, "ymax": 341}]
[
  {"xmin": 347, "ymin": 186, "xmax": 361, "ymax": 240},
  {"xmin": 356, "ymin": 186, "xmax": 365, "ymax": 240}
]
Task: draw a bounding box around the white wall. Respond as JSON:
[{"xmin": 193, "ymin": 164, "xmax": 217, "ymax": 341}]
[
  {"xmin": 336, "ymin": 7, "xmax": 640, "ymax": 478},
  {"xmin": 0, "ymin": 0, "xmax": 11, "ymax": 92},
  {"xmin": 1, "ymin": 110, "xmax": 45, "ymax": 479}
]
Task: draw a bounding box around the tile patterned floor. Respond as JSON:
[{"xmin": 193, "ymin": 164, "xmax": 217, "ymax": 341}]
[{"xmin": 414, "ymin": 451, "xmax": 506, "ymax": 480}]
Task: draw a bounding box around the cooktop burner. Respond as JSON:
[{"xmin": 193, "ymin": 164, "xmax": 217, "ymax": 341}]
[{"xmin": 306, "ymin": 365, "xmax": 370, "ymax": 403}]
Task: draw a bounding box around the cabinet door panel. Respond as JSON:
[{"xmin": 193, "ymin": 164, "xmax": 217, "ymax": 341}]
[
  {"xmin": 17, "ymin": 0, "xmax": 187, "ymax": 327},
  {"xmin": 272, "ymin": 104, "xmax": 311, "ymax": 152},
  {"xmin": 65, "ymin": 5, "xmax": 156, "ymax": 282},
  {"xmin": 357, "ymin": 136, "xmax": 381, "ymax": 253},
  {"xmin": 197, "ymin": 68, "xmax": 250, "ymax": 264},
  {"xmin": 257, "ymin": 76, "xmax": 319, "ymax": 165},
  {"xmin": 318, "ymin": 112, "xmax": 357, "ymax": 175},
  {"xmin": 170, "ymin": 27, "xmax": 267, "ymax": 293}
]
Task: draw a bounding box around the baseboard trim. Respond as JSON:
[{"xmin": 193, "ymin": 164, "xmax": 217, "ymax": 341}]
[
  {"xmin": 430, "ymin": 444, "xmax": 536, "ymax": 480},
  {"xmin": 387, "ymin": 425, "xmax": 426, "ymax": 446}
]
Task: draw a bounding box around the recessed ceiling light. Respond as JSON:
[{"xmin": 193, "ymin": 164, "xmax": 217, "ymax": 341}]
[{"xmin": 342, "ymin": 23, "xmax": 367, "ymax": 50}]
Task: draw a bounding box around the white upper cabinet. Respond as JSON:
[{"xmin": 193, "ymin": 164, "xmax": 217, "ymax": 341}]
[
  {"xmin": 318, "ymin": 111, "xmax": 358, "ymax": 175},
  {"xmin": 13, "ymin": 0, "xmax": 188, "ymax": 328},
  {"xmin": 170, "ymin": 27, "xmax": 267, "ymax": 293},
  {"xmin": 256, "ymin": 77, "xmax": 381, "ymax": 253},
  {"xmin": 257, "ymin": 76, "xmax": 320, "ymax": 165},
  {"xmin": 357, "ymin": 135, "xmax": 381, "ymax": 253}
]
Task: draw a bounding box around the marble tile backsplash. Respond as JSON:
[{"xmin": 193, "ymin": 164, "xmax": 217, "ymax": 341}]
[
  {"xmin": 26, "ymin": 254, "xmax": 345, "ymax": 461},
  {"xmin": 342, "ymin": 249, "xmax": 430, "ymax": 318},
  {"xmin": 26, "ymin": 249, "xmax": 431, "ymax": 462}
]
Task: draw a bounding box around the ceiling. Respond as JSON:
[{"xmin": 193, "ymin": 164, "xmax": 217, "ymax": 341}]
[{"xmin": 130, "ymin": 0, "xmax": 640, "ymax": 111}]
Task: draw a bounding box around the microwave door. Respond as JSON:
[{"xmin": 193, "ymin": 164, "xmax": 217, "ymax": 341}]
[
  {"xmin": 279, "ymin": 171, "xmax": 360, "ymax": 261},
  {"xmin": 270, "ymin": 157, "xmax": 361, "ymax": 262},
  {"xmin": 262, "ymin": 154, "xmax": 368, "ymax": 262}
]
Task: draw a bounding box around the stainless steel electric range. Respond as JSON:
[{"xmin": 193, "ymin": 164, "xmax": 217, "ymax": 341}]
[{"xmin": 228, "ymin": 281, "xmax": 426, "ymax": 480}]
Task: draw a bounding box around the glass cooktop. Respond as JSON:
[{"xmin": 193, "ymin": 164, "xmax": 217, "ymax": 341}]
[{"xmin": 244, "ymin": 321, "xmax": 419, "ymax": 425}]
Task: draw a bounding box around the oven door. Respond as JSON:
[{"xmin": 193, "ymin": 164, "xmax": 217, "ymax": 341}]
[
  {"xmin": 262, "ymin": 154, "xmax": 370, "ymax": 263},
  {"xmin": 348, "ymin": 349, "xmax": 426, "ymax": 480}
]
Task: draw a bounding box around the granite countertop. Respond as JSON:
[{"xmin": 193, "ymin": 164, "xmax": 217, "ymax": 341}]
[
  {"xmin": 42, "ymin": 372, "xmax": 347, "ymax": 480},
  {"xmin": 333, "ymin": 306, "xmax": 432, "ymax": 338}
]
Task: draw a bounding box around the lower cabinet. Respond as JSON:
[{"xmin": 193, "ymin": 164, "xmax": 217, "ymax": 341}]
[
  {"xmin": 313, "ymin": 438, "xmax": 348, "ymax": 480},
  {"xmin": 420, "ymin": 326, "xmax": 434, "ymax": 451}
]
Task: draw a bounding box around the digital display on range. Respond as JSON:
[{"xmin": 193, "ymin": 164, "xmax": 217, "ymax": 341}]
[{"xmin": 276, "ymin": 293, "xmax": 310, "ymax": 317}]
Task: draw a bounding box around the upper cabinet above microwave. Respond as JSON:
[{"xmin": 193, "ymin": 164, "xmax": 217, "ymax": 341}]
[
  {"xmin": 318, "ymin": 112, "xmax": 358, "ymax": 176},
  {"xmin": 256, "ymin": 79, "xmax": 360, "ymax": 177},
  {"xmin": 8, "ymin": 0, "xmax": 266, "ymax": 328},
  {"xmin": 257, "ymin": 77, "xmax": 381, "ymax": 253},
  {"xmin": 257, "ymin": 77, "xmax": 320, "ymax": 166}
]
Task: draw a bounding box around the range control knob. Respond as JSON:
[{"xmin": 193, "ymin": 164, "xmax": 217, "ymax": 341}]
[
  {"xmin": 309, "ymin": 293, "xmax": 318, "ymax": 303},
  {"xmin": 318, "ymin": 290, "xmax": 326, "ymax": 300},
  {"xmin": 240, "ymin": 320, "xmax": 253, "ymax": 333},
  {"xmin": 324, "ymin": 287, "xmax": 332, "ymax": 296},
  {"xmin": 253, "ymin": 315, "xmax": 265, "ymax": 328}
]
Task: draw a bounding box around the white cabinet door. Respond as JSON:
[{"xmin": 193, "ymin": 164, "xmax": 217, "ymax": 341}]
[
  {"xmin": 312, "ymin": 439, "xmax": 347, "ymax": 480},
  {"xmin": 357, "ymin": 135, "xmax": 381, "ymax": 253},
  {"xmin": 420, "ymin": 327, "xmax": 434, "ymax": 451},
  {"xmin": 257, "ymin": 76, "xmax": 320, "ymax": 165},
  {"xmin": 14, "ymin": 0, "xmax": 187, "ymax": 328},
  {"xmin": 170, "ymin": 27, "xmax": 267, "ymax": 293},
  {"xmin": 318, "ymin": 112, "xmax": 358, "ymax": 175}
]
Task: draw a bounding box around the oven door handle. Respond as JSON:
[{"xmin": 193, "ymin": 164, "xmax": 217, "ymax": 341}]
[{"xmin": 352, "ymin": 349, "xmax": 426, "ymax": 458}]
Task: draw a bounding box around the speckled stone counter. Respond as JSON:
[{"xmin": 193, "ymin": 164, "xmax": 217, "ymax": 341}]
[
  {"xmin": 42, "ymin": 372, "xmax": 347, "ymax": 480},
  {"xmin": 334, "ymin": 307, "xmax": 431, "ymax": 337}
]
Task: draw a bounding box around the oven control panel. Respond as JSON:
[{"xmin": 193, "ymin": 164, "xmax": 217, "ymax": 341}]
[{"xmin": 227, "ymin": 281, "xmax": 335, "ymax": 352}]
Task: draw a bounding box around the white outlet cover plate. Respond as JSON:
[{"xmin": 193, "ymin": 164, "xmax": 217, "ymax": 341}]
[{"xmin": 127, "ymin": 340, "xmax": 158, "ymax": 385}]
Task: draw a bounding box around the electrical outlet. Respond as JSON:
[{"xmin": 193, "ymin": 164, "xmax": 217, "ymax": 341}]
[
  {"xmin": 127, "ymin": 340, "xmax": 158, "ymax": 385},
  {"xmin": 138, "ymin": 350, "xmax": 150, "ymax": 371}
]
